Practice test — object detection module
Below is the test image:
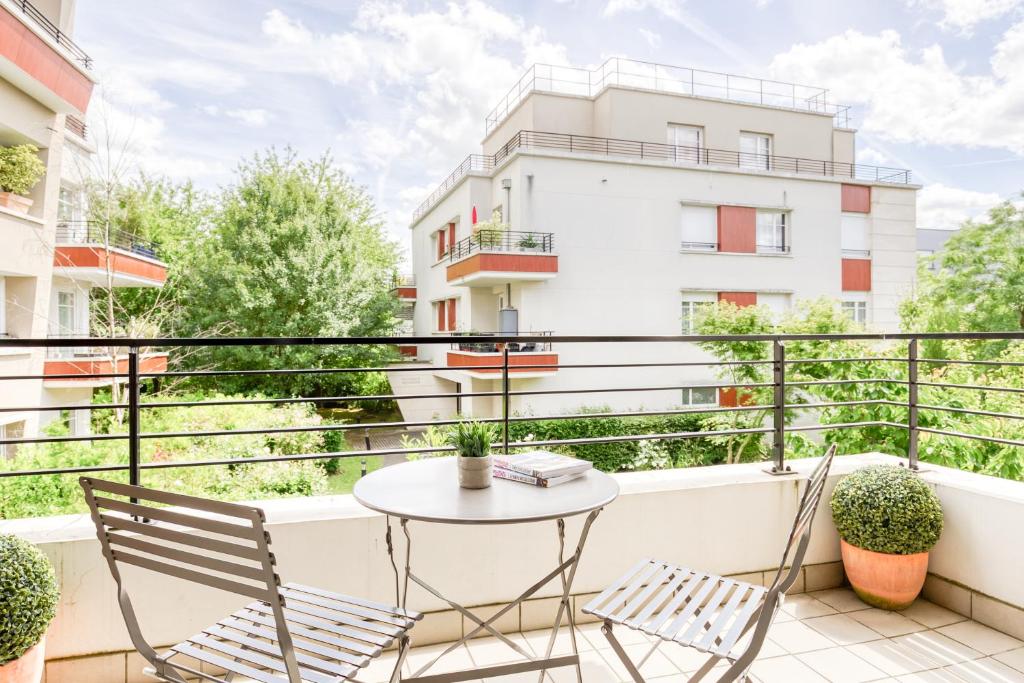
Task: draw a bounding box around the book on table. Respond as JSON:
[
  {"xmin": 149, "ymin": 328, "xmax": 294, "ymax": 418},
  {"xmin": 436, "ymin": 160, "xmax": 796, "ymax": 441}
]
[
  {"xmin": 493, "ymin": 450, "xmax": 592, "ymax": 480},
  {"xmin": 493, "ymin": 467, "xmax": 586, "ymax": 488}
]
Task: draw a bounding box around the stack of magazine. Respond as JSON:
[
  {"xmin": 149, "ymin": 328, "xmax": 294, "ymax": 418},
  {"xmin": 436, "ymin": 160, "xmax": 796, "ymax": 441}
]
[{"xmin": 493, "ymin": 451, "xmax": 592, "ymax": 487}]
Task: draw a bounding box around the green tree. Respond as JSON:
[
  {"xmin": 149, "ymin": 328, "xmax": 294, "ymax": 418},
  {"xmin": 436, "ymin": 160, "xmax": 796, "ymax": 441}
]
[{"xmin": 173, "ymin": 149, "xmax": 401, "ymax": 396}]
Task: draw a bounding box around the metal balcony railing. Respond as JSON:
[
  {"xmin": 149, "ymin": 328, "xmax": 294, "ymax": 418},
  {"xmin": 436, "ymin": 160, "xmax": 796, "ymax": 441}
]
[
  {"xmin": 485, "ymin": 58, "xmax": 852, "ymax": 134},
  {"xmin": 447, "ymin": 229, "xmax": 555, "ymax": 262},
  {"xmin": 412, "ymin": 129, "xmax": 913, "ymax": 223},
  {"xmin": 390, "ymin": 274, "xmax": 415, "ymax": 289},
  {"xmin": 450, "ymin": 331, "xmax": 554, "ymax": 353},
  {"xmin": 65, "ymin": 115, "xmax": 87, "ymax": 140},
  {"xmin": 8, "ymin": 0, "xmax": 93, "ymax": 69},
  {"xmin": 55, "ymin": 221, "xmax": 161, "ymax": 260},
  {"xmin": 1, "ymin": 332, "xmax": 1022, "ymax": 488}
]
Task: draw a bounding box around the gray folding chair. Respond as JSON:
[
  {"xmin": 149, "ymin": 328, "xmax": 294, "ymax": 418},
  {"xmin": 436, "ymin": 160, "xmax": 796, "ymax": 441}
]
[
  {"xmin": 80, "ymin": 477, "xmax": 420, "ymax": 683},
  {"xmin": 582, "ymin": 445, "xmax": 837, "ymax": 682}
]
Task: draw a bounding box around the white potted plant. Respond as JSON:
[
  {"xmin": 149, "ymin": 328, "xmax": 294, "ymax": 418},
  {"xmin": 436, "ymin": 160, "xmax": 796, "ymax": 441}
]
[
  {"xmin": 0, "ymin": 534, "xmax": 60, "ymax": 683},
  {"xmin": 448, "ymin": 421, "xmax": 496, "ymax": 489},
  {"xmin": 0, "ymin": 145, "xmax": 45, "ymax": 214}
]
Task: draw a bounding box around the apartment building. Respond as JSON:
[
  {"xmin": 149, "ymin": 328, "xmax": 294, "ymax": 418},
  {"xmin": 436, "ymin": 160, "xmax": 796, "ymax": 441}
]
[
  {"xmin": 390, "ymin": 59, "xmax": 919, "ymax": 421},
  {"xmin": 0, "ymin": 0, "xmax": 168, "ymax": 451}
]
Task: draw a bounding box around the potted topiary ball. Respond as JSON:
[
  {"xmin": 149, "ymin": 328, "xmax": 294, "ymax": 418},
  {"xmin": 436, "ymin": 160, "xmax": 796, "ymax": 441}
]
[
  {"xmin": 448, "ymin": 421, "xmax": 495, "ymax": 489},
  {"xmin": 831, "ymin": 465, "xmax": 943, "ymax": 610},
  {"xmin": 0, "ymin": 534, "xmax": 59, "ymax": 683},
  {"xmin": 0, "ymin": 145, "xmax": 46, "ymax": 214}
]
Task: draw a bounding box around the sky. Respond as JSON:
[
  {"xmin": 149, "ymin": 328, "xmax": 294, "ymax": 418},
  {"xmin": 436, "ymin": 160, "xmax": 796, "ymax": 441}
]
[{"xmin": 75, "ymin": 0, "xmax": 1024, "ymax": 261}]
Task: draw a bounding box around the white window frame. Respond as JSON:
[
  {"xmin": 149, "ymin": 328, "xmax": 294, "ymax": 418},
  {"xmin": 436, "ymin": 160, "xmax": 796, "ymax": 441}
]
[
  {"xmin": 667, "ymin": 124, "xmax": 704, "ymax": 164},
  {"xmin": 756, "ymin": 211, "xmax": 788, "ymax": 253},
  {"xmin": 841, "ymin": 213, "xmax": 871, "ymax": 257},
  {"xmin": 681, "ymin": 292, "xmax": 716, "ymax": 334},
  {"xmin": 740, "ymin": 132, "xmax": 772, "ymax": 170},
  {"xmin": 681, "ymin": 386, "xmax": 718, "ymax": 407},
  {"xmin": 841, "ymin": 299, "xmax": 868, "ymax": 326},
  {"xmin": 680, "ymin": 205, "xmax": 718, "ymax": 251}
]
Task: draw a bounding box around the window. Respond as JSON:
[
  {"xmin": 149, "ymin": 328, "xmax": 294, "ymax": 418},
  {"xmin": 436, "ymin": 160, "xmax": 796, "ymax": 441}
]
[
  {"xmin": 681, "ymin": 387, "xmax": 717, "ymax": 407},
  {"xmin": 756, "ymin": 211, "xmax": 787, "ymax": 253},
  {"xmin": 680, "ymin": 205, "xmax": 717, "ymax": 250},
  {"xmin": 57, "ymin": 290, "xmax": 77, "ymax": 335},
  {"xmin": 435, "ymin": 226, "xmax": 448, "ymax": 261},
  {"xmin": 0, "ymin": 420, "xmax": 25, "ymax": 458},
  {"xmin": 758, "ymin": 293, "xmax": 791, "ymax": 319},
  {"xmin": 667, "ymin": 124, "xmax": 703, "ymax": 163},
  {"xmin": 841, "ymin": 214, "xmax": 870, "ymax": 257},
  {"xmin": 58, "ymin": 185, "xmax": 85, "ymax": 223},
  {"xmin": 681, "ymin": 292, "xmax": 716, "ymax": 334},
  {"xmin": 740, "ymin": 133, "xmax": 771, "ymax": 170},
  {"xmin": 842, "ymin": 300, "xmax": 867, "ymax": 326},
  {"xmin": 434, "ymin": 299, "xmax": 457, "ymax": 331}
]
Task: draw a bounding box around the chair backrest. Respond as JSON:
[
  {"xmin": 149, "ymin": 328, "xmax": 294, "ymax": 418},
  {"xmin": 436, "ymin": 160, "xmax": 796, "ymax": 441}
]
[
  {"xmin": 765, "ymin": 444, "xmax": 838, "ymax": 596},
  {"xmin": 80, "ymin": 477, "xmax": 302, "ymax": 682}
]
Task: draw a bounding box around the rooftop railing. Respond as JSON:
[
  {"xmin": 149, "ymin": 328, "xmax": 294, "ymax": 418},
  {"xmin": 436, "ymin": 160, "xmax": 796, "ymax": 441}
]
[
  {"xmin": 55, "ymin": 220, "xmax": 162, "ymax": 260},
  {"xmin": 412, "ymin": 129, "xmax": 912, "ymax": 223},
  {"xmin": 7, "ymin": 0, "xmax": 93, "ymax": 69},
  {"xmin": 485, "ymin": 58, "xmax": 851, "ymax": 135},
  {"xmin": 1, "ymin": 332, "xmax": 1022, "ymax": 490},
  {"xmin": 447, "ymin": 229, "xmax": 555, "ymax": 262}
]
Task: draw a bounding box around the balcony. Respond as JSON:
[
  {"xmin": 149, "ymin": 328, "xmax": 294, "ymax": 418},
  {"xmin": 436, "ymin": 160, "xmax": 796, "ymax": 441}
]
[
  {"xmin": 43, "ymin": 337, "xmax": 168, "ymax": 387},
  {"xmin": 389, "ymin": 274, "xmax": 416, "ymax": 301},
  {"xmin": 0, "ymin": 334, "xmax": 1023, "ymax": 683},
  {"xmin": 447, "ymin": 331, "xmax": 558, "ymax": 377},
  {"xmin": 53, "ymin": 221, "xmax": 167, "ymax": 287},
  {"xmin": 446, "ymin": 230, "xmax": 558, "ymax": 286}
]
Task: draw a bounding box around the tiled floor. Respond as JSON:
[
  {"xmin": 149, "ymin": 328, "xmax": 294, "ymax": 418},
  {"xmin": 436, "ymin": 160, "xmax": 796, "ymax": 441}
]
[{"xmin": 361, "ymin": 589, "xmax": 1024, "ymax": 682}]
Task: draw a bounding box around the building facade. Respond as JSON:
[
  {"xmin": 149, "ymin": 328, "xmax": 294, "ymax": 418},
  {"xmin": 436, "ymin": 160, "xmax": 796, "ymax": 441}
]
[
  {"xmin": 392, "ymin": 59, "xmax": 920, "ymax": 421},
  {"xmin": 0, "ymin": 0, "xmax": 168, "ymax": 452}
]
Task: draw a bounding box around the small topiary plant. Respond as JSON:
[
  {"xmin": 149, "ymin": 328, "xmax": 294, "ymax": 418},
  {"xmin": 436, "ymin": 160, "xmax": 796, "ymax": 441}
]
[
  {"xmin": 830, "ymin": 465, "xmax": 943, "ymax": 555},
  {"xmin": 0, "ymin": 534, "xmax": 60, "ymax": 664},
  {"xmin": 0, "ymin": 144, "xmax": 46, "ymax": 195},
  {"xmin": 447, "ymin": 421, "xmax": 495, "ymax": 458}
]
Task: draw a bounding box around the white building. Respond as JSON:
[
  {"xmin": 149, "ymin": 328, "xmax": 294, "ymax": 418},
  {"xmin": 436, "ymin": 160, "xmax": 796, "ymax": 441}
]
[
  {"xmin": 391, "ymin": 59, "xmax": 919, "ymax": 421},
  {"xmin": 0, "ymin": 0, "xmax": 168, "ymax": 452}
]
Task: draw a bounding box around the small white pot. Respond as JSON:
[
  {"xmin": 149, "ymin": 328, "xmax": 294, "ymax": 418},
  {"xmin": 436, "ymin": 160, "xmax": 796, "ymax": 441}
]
[{"xmin": 458, "ymin": 454, "xmax": 492, "ymax": 489}]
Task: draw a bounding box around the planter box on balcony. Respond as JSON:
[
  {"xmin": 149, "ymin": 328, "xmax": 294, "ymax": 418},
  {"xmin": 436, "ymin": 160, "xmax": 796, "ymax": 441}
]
[{"xmin": 0, "ymin": 191, "xmax": 33, "ymax": 214}]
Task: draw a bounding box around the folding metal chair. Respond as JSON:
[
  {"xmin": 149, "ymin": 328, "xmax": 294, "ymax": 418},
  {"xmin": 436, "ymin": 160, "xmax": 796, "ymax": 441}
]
[
  {"xmin": 582, "ymin": 445, "xmax": 837, "ymax": 682},
  {"xmin": 80, "ymin": 477, "xmax": 420, "ymax": 683}
]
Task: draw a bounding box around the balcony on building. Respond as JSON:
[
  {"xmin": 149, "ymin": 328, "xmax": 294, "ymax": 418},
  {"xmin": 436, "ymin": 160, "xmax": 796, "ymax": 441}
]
[
  {"xmin": 43, "ymin": 335, "xmax": 168, "ymax": 387},
  {"xmin": 445, "ymin": 230, "xmax": 558, "ymax": 286},
  {"xmin": 53, "ymin": 221, "xmax": 168, "ymax": 287},
  {"xmin": 446, "ymin": 331, "xmax": 558, "ymax": 377},
  {"xmin": 389, "ymin": 273, "xmax": 416, "ymax": 301}
]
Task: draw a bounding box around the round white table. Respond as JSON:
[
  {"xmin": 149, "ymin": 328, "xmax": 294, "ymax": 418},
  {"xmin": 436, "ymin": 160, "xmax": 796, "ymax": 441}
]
[{"xmin": 354, "ymin": 457, "xmax": 619, "ymax": 683}]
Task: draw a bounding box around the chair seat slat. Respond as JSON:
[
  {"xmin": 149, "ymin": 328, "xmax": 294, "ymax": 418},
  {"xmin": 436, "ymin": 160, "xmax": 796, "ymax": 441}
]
[
  {"xmin": 659, "ymin": 574, "xmax": 720, "ymax": 641},
  {"xmin": 677, "ymin": 579, "xmax": 735, "ymax": 645},
  {"xmin": 202, "ymin": 625, "xmax": 357, "ymax": 678},
  {"xmin": 235, "ymin": 609, "xmax": 381, "ymax": 657},
  {"xmin": 106, "ymin": 532, "xmax": 266, "ymax": 582},
  {"xmin": 581, "ymin": 558, "xmax": 653, "ymax": 617},
  {"xmin": 280, "ymin": 586, "xmax": 411, "ymax": 631},
  {"xmin": 713, "ymin": 586, "xmax": 768, "ymax": 657},
  {"xmin": 610, "ymin": 563, "xmax": 677, "ymax": 623},
  {"xmin": 100, "ymin": 513, "xmax": 264, "ymax": 561},
  {"xmin": 218, "ymin": 616, "xmax": 371, "ymax": 667},
  {"xmin": 642, "ymin": 569, "xmax": 706, "ymax": 636},
  {"xmin": 112, "ymin": 550, "xmax": 272, "ymax": 602},
  {"xmin": 584, "ymin": 559, "xmax": 663, "ymax": 618},
  {"xmin": 626, "ymin": 567, "xmax": 693, "ymax": 630},
  {"xmin": 95, "ymin": 496, "xmax": 257, "ymax": 538},
  {"xmin": 285, "ymin": 583, "xmax": 422, "ymax": 621},
  {"xmin": 169, "ymin": 643, "xmax": 286, "ymax": 683},
  {"xmin": 182, "ymin": 634, "xmax": 339, "ymax": 683},
  {"xmin": 247, "ymin": 602, "xmax": 393, "ymax": 648},
  {"xmin": 694, "ymin": 582, "xmax": 754, "ymax": 652}
]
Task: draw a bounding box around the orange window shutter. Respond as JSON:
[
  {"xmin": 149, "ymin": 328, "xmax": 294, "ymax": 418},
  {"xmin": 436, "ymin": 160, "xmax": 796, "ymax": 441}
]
[
  {"xmin": 447, "ymin": 299, "xmax": 457, "ymax": 331},
  {"xmin": 437, "ymin": 302, "xmax": 446, "ymax": 331},
  {"xmin": 449, "ymin": 223, "xmax": 456, "ymax": 251},
  {"xmin": 718, "ymin": 292, "xmax": 758, "ymax": 307},
  {"xmin": 437, "ymin": 228, "xmax": 446, "ymax": 260},
  {"xmin": 717, "ymin": 206, "xmax": 757, "ymax": 253},
  {"xmin": 841, "ymin": 184, "xmax": 871, "ymax": 213}
]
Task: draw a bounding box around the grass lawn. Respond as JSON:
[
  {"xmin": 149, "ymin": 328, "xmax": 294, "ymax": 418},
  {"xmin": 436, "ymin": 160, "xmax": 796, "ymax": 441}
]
[{"xmin": 325, "ymin": 455, "xmax": 384, "ymax": 494}]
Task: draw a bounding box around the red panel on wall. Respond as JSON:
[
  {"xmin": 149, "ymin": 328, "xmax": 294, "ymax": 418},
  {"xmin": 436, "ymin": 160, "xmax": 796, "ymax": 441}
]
[
  {"xmin": 841, "ymin": 184, "xmax": 871, "ymax": 213},
  {"xmin": 437, "ymin": 227, "xmax": 446, "ymax": 260},
  {"xmin": 0, "ymin": 6, "xmax": 93, "ymax": 112},
  {"xmin": 446, "ymin": 298, "xmax": 457, "ymax": 331},
  {"xmin": 448, "ymin": 222, "xmax": 456, "ymax": 251},
  {"xmin": 436, "ymin": 302, "xmax": 446, "ymax": 331},
  {"xmin": 718, "ymin": 292, "xmax": 758, "ymax": 307},
  {"xmin": 718, "ymin": 388, "xmax": 754, "ymax": 407},
  {"xmin": 842, "ymin": 258, "xmax": 872, "ymax": 291},
  {"xmin": 717, "ymin": 206, "xmax": 756, "ymax": 253}
]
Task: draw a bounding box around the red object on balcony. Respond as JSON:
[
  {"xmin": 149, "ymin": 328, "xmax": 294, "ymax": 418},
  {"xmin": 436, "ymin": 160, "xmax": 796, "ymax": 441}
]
[
  {"xmin": 842, "ymin": 258, "xmax": 872, "ymax": 291},
  {"xmin": 0, "ymin": 5, "xmax": 93, "ymax": 113},
  {"xmin": 44, "ymin": 352, "xmax": 168, "ymax": 382},
  {"xmin": 718, "ymin": 292, "xmax": 758, "ymax": 307},
  {"xmin": 446, "ymin": 350, "xmax": 559, "ymax": 374},
  {"xmin": 53, "ymin": 246, "xmax": 167, "ymax": 286},
  {"xmin": 397, "ymin": 345, "xmax": 417, "ymax": 358},
  {"xmin": 717, "ymin": 206, "xmax": 756, "ymax": 253},
  {"xmin": 472, "ymin": 206, "xmax": 478, "ymax": 224},
  {"xmin": 841, "ymin": 184, "xmax": 871, "ymax": 213}
]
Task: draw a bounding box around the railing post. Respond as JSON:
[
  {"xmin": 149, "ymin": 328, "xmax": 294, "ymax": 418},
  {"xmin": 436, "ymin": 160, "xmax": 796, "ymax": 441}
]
[
  {"xmin": 908, "ymin": 338, "xmax": 919, "ymax": 471},
  {"xmin": 127, "ymin": 346, "xmax": 141, "ymax": 499},
  {"xmin": 771, "ymin": 340, "xmax": 789, "ymax": 473},
  {"xmin": 502, "ymin": 346, "xmax": 510, "ymax": 454}
]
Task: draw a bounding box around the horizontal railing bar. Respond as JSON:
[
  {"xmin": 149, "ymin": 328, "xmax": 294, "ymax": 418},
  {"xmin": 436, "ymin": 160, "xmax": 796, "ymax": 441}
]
[
  {"xmin": 917, "ymin": 381, "xmax": 1024, "ymax": 394},
  {"xmin": 143, "ymin": 363, "xmax": 508, "ymax": 379},
  {"xmin": 917, "ymin": 426, "xmax": 1024, "ymax": 448},
  {"xmin": 0, "ymin": 433, "xmax": 127, "ymax": 447},
  {"xmin": 0, "ymin": 402, "xmax": 128, "ymax": 413},
  {"xmin": 783, "ymin": 399, "xmax": 901, "ymax": 410},
  {"xmin": 786, "ymin": 378, "xmax": 907, "ymax": 387},
  {"xmin": 916, "ymin": 404, "xmax": 1024, "ymax": 421},
  {"xmin": 508, "ymin": 381, "xmax": 775, "ymax": 397},
  {"xmin": 784, "ymin": 357, "xmax": 905, "ymax": 364},
  {"xmin": 787, "ymin": 421, "xmax": 887, "ymax": 432},
  {"xmin": 140, "ymin": 390, "xmax": 505, "ymax": 409},
  {"xmin": 919, "ymin": 357, "xmax": 1024, "ymax": 367},
  {"xmin": 0, "ymin": 372, "xmax": 130, "ymax": 381}
]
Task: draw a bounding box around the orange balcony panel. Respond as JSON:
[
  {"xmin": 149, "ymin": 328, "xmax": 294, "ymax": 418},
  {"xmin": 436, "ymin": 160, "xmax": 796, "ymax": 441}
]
[
  {"xmin": 54, "ymin": 246, "xmax": 167, "ymax": 287},
  {"xmin": 393, "ymin": 286, "xmax": 417, "ymax": 300},
  {"xmin": 397, "ymin": 345, "xmax": 417, "ymax": 358},
  {"xmin": 446, "ymin": 350, "xmax": 558, "ymax": 375},
  {"xmin": 447, "ymin": 253, "xmax": 558, "ymax": 286},
  {"xmin": 842, "ymin": 258, "xmax": 872, "ymax": 291},
  {"xmin": 44, "ymin": 352, "xmax": 169, "ymax": 383},
  {"xmin": 0, "ymin": 6, "xmax": 93, "ymax": 113}
]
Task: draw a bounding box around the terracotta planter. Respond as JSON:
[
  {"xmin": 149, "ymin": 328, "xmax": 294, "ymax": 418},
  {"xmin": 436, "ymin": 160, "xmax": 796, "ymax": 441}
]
[
  {"xmin": 0, "ymin": 637, "xmax": 46, "ymax": 683},
  {"xmin": 0, "ymin": 192, "xmax": 33, "ymax": 214},
  {"xmin": 841, "ymin": 539, "xmax": 929, "ymax": 610},
  {"xmin": 458, "ymin": 454, "xmax": 492, "ymax": 489}
]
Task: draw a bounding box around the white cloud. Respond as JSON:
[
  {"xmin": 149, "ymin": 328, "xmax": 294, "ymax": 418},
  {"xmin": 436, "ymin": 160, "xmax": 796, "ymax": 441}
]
[
  {"xmin": 224, "ymin": 108, "xmax": 271, "ymax": 127},
  {"xmin": 856, "ymin": 147, "xmax": 891, "ymax": 165},
  {"xmin": 638, "ymin": 28, "xmax": 662, "ymax": 48},
  {"xmin": 907, "ymin": 0, "xmax": 1022, "ymax": 33},
  {"xmin": 768, "ymin": 24, "xmax": 1024, "ymax": 154},
  {"xmin": 917, "ymin": 183, "xmax": 1003, "ymax": 227}
]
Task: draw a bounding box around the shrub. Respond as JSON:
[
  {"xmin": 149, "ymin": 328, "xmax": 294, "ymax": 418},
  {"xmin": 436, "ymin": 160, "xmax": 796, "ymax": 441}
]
[
  {"xmin": 0, "ymin": 534, "xmax": 59, "ymax": 664},
  {"xmin": 830, "ymin": 465, "xmax": 944, "ymax": 555},
  {"xmin": 0, "ymin": 144, "xmax": 46, "ymax": 195}
]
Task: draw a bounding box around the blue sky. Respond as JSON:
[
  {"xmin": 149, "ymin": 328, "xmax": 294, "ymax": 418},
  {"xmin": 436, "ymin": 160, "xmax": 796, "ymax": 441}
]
[{"xmin": 75, "ymin": 0, "xmax": 1024, "ymax": 258}]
